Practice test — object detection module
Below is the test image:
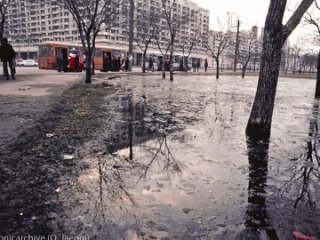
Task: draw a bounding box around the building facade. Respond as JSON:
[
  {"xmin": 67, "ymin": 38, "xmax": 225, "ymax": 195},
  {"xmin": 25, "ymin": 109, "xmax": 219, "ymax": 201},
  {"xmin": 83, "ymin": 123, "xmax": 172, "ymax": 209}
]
[
  {"xmin": 6, "ymin": 0, "xmax": 209, "ymax": 63},
  {"xmin": 208, "ymin": 26, "xmax": 262, "ymax": 71}
]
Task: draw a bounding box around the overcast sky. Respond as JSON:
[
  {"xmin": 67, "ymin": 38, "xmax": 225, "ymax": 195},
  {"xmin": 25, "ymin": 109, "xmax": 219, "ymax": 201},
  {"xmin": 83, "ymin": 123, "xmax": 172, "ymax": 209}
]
[
  {"xmin": 193, "ymin": 0, "xmax": 270, "ymax": 30},
  {"xmin": 192, "ymin": 0, "xmax": 317, "ymax": 48}
]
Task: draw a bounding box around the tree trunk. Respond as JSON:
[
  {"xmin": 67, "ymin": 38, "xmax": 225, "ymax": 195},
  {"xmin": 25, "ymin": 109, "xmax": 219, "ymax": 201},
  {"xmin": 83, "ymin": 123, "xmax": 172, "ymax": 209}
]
[
  {"xmin": 91, "ymin": 42, "xmax": 96, "ymax": 76},
  {"xmin": 246, "ymin": 1, "xmax": 286, "ymax": 139},
  {"xmin": 0, "ymin": 13, "xmax": 5, "ymax": 40},
  {"xmin": 170, "ymin": 47, "xmax": 174, "ymax": 81},
  {"xmin": 85, "ymin": 48, "xmax": 93, "ymax": 84},
  {"xmin": 128, "ymin": 0, "xmax": 134, "ymax": 71},
  {"xmin": 162, "ymin": 57, "xmax": 166, "ymax": 79},
  {"xmin": 216, "ymin": 58, "xmax": 220, "ymax": 79},
  {"xmin": 315, "ymin": 49, "xmax": 320, "ymax": 98},
  {"xmin": 184, "ymin": 56, "xmax": 189, "ymax": 72},
  {"xmin": 242, "ymin": 66, "xmax": 246, "ymax": 78},
  {"xmin": 142, "ymin": 50, "xmax": 147, "ymax": 73}
]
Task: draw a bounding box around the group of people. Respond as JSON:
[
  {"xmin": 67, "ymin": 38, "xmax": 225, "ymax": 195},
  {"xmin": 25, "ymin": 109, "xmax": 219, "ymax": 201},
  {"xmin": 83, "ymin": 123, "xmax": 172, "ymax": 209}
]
[
  {"xmin": 56, "ymin": 48, "xmax": 81, "ymax": 72},
  {"xmin": 103, "ymin": 54, "xmax": 125, "ymax": 72},
  {"xmin": 0, "ymin": 38, "xmax": 16, "ymax": 80},
  {"xmin": 192, "ymin": 59, "xmax": 209, "ymax": 72}
]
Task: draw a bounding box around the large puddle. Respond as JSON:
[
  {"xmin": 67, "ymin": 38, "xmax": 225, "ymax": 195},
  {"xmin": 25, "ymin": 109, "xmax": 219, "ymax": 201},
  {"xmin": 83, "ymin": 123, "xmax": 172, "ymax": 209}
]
[{"xmin": 57, "ymin": 75, "xmax": 320, "ymax": 239}]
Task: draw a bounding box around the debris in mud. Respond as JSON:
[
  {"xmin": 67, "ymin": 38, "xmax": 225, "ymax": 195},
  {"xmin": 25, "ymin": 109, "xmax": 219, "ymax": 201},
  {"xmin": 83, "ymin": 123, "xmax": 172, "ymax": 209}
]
[
  {"xmin": 46, "ymin": 133, "xmax": 55, "ymax": 138},
  {"xmin": 107, "ymin": 76, "xmax": 121, "ymax": 80},
  {"xmin": 102, "ymin": 82, "xmax": 113, "ymax": 87},
  {"xmin": 216, "ymin": 223, "xmax": 227, "ymax": 228},
  {"xmin": 182, "ymin": 208, "xmax": 193, "ymax": 214},
  {"xmin": 293, "ymin": 231, "xmax": 317, "ymax": 240},
  {"xmin": 63, "ymin": 154, "xmax": 74, "ymax": 160},
  {"xmin": 18, "ymin": 86, "xmax": 31, "ymax": 91}
]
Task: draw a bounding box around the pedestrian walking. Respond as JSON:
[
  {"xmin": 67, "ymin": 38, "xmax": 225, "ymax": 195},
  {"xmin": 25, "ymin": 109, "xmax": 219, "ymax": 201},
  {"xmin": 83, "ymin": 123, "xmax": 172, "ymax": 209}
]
[
  {"xmin": 192, "ymin": 61, "xmax": 196, "ymax": 72},
  {"xmin": 0, "ymin": 38, "xmax": 16, "ymax": 80},
  {"xmin": 196, "ymin": 59, "xmax": 200, "ymax": 72},
  {"xmin": 148, "ymin": 57, "xmax": 154, "ymax": 72},
  {"xmin": 74, "ymin": 53, "xmax": 80, "ymax": 72},
  {"xmin": 204, "ymin": 59, "xmax": 208, "ymax": 72},
  {"xmin": 56, "ymin": 49, "xmax": 63, "ymax": 72}
]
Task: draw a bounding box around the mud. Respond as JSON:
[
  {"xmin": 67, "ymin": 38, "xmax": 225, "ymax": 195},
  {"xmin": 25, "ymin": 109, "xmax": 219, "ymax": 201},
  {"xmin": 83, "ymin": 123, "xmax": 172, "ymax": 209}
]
[{"xmin": 0, "ymin": 74, "xmax": 319, "ymax": 240}]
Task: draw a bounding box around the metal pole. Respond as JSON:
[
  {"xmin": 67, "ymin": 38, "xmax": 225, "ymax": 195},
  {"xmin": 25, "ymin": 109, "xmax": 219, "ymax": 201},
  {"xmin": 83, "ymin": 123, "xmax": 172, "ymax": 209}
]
[
  {"xmin": 233, "ymin": 20, "xmax": 240, "ymax": 72},
  {"xmin": 128, "ymin": 0, "xmax": 134, "ymax": 71}
]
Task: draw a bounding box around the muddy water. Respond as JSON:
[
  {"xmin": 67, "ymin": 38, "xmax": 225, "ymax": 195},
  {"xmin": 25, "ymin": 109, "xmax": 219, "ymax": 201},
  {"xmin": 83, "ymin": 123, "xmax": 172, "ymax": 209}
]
[{"xmin": 59, "ymin": 75, "xmax": 319, "ymax": 239}]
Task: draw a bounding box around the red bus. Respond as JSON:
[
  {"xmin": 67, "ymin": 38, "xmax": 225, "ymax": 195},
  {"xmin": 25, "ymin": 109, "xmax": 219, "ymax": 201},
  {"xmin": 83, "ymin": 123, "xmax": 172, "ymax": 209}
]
[{"xmin": 38, "ymin": 41, "xmax": 126, "ymax": 72}]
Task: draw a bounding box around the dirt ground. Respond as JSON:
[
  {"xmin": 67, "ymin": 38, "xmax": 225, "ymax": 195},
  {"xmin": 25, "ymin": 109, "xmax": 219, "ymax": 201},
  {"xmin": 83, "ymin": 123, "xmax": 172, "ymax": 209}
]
[{"xmin": 0, "ymin": 77, "xmax": 118, "ymax": 234}]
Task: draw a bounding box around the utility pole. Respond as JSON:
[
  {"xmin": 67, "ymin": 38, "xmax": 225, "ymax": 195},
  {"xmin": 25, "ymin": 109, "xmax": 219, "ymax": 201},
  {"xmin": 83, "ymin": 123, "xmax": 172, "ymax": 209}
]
[
  {"xmin": 233, "ymin": 19, "xmax": 240, "ymax": 72},
  {"xmin": 128, "ymin": 0, "xmax": 134, "ymax": 71}
]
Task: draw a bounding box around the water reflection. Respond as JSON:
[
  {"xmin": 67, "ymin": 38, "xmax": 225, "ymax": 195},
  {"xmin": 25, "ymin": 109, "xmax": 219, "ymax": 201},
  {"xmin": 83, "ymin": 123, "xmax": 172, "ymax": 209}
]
[
  {"xmin": 62, "ymin": 88, "xmax": 184, "ymax": 238},
  {"xmin": 239, "ymin": 139, "xmax": 279, "ymax": 240},
  {"xmin": 124, "ymin": 83, "xmax": 182, "ymax": 177},
  {"xmin": 279, "ymin": 98, "xmax": 320, "ymax": 208}
]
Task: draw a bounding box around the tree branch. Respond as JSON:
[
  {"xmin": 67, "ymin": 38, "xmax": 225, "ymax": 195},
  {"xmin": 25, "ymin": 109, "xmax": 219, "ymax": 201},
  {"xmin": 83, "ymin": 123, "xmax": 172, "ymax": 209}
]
[{"xmin": 283, "ymin": 0, "xmax": 315, "ymax": 41}]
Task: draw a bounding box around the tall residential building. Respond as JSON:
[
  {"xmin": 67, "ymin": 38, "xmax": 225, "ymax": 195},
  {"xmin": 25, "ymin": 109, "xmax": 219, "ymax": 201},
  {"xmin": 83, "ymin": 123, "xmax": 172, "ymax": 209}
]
[
  {"xmin": 6, "ymin": 0, "xmax": 209, "ymax": 62},
  {"xmin": 7, "ymin": 0, "xmax": 78, "ymax": 59}
]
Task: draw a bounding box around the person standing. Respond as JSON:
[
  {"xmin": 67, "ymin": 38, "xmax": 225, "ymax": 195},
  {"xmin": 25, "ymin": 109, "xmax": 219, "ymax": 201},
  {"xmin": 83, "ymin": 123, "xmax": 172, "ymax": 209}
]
[
  {"xmin": 125, "ymin": 56, "xmax": 129, "ymax": 72},
  {"xmin": 0, "ymin": 38, "xmax": 16, "ymax": 80},
  {"xmin": 148, "ymin": 57, "xmax": 154, "ymax": 72}
]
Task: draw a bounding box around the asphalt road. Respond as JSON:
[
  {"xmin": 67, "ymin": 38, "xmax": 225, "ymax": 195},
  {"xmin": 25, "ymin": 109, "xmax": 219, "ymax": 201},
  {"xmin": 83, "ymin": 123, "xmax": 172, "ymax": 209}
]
[{"xmin": 0, "ymin": 67, "xmax": 84, "ymax": 151}]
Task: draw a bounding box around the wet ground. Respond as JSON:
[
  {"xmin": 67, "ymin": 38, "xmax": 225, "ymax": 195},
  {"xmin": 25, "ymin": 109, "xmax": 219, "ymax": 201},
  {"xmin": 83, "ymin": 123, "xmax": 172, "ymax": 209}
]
[{"xmin": 1, "ymin": 74, "xmax": 320, "ymax": 239}]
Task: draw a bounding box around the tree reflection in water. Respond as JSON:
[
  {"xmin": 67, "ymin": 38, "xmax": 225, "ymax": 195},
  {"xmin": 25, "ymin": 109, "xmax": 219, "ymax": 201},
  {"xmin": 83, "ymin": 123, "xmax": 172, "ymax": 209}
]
[
  {"xmin": 279, "ymin": 98, "xmax": 320, "ymax": 209},
  {"xmin": 274, "ymin": 98, "xmax": 320, "ymax": 211},
  {"xmin": 240, "ymin": 98, "xmax": 320, "ymax": 239},
  {"xmin": 238, "ymin": 138, "xmax": 279, "ymax": 240},
  {"xmin": 64, "ymin": 89, "xmax": 183, "ymax": 237}
]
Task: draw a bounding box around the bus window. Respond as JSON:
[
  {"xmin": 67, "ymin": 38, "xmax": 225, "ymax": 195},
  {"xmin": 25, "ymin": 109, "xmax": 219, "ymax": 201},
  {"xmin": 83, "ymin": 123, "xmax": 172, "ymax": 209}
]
[
  {"xmin": 94, "ymin": 48, "xmax": 102, "ymax": 57},
  {"xmin": 39, "ymin": 46, "xmax": 52, "ymax": 57},
  {"xmin": 112, "ymin": 50, "xmax": 121, "ymax": 59}
]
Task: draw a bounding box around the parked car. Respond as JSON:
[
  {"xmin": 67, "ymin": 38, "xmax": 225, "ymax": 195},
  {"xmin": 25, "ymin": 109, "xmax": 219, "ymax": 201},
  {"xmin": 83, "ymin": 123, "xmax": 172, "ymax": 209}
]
[{"xmin": 17, "ymin": 59, "xmax": 38, "ymax": 67}]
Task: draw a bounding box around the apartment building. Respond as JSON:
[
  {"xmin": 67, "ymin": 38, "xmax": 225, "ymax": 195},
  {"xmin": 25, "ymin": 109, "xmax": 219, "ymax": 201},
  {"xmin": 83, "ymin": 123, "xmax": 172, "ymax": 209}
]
[
  {"xmin": 7, "ymin": 0, "xmax": 78, "ymax": 59},
  {"xmin": 208, "ymin": 26, "xmax": 262, "ymax": 70},
  {"xmin": 6, "ymin": 0, "xmax": 209, "ymax": 62}
]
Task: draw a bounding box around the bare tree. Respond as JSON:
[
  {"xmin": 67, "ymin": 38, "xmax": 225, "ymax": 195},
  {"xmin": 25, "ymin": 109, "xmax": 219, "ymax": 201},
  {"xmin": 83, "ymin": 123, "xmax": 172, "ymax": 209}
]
[
  {"xmin": 303, "ymin": 52, "xmax": 318, "ymax": 73},
  {"xmin": 206, "ymin": 15, "xmax": 236, "ymax": 79},
  {"xmin": 159, "ymin": 0, "xmax": 189, "ymax": 81},
  {"xmin": 55, "ymin": 0, "xmax": 123, "ymax": 84},
  {"xmin": 0, "ymin": 0, "xmax": 11, "ymax": 39},
  {"xmin": 181, "ymin": 27, "xmax": 203, "ymax": 72},
  {"xmin": 283, "ymin": 42, "xmax": 291, "ymax": 73},
  {"xmin": 305, "ymin": 0, "xmax": 320, "ymax": 97},
  {"xmin": 238, "ymin": 34, "xmax": 255, "ymax": 78},
  {"xmin": 246, "ymin": 0, "xmax": 315, "ymax": 140},
  {"xmin": 207, "ymin": 30, "xmax": 229, "ymax": 79},
  {"xmin": 291, "ymin": 43, "xmax": 302, "ymax": 74},
  {"xmin": 135, "ymin": 1, "xmax": 162, "ymax": 73},
  {"xmin": 251, "ymin": 39, "xmax": 262, "ymax": 72}
]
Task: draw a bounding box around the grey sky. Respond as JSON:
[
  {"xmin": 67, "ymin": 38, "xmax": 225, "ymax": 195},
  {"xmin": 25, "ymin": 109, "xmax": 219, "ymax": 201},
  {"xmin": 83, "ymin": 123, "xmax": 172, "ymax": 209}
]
[{"xmin": 192, "ymin": 0, "xmax": 317, "ymax": 48}]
